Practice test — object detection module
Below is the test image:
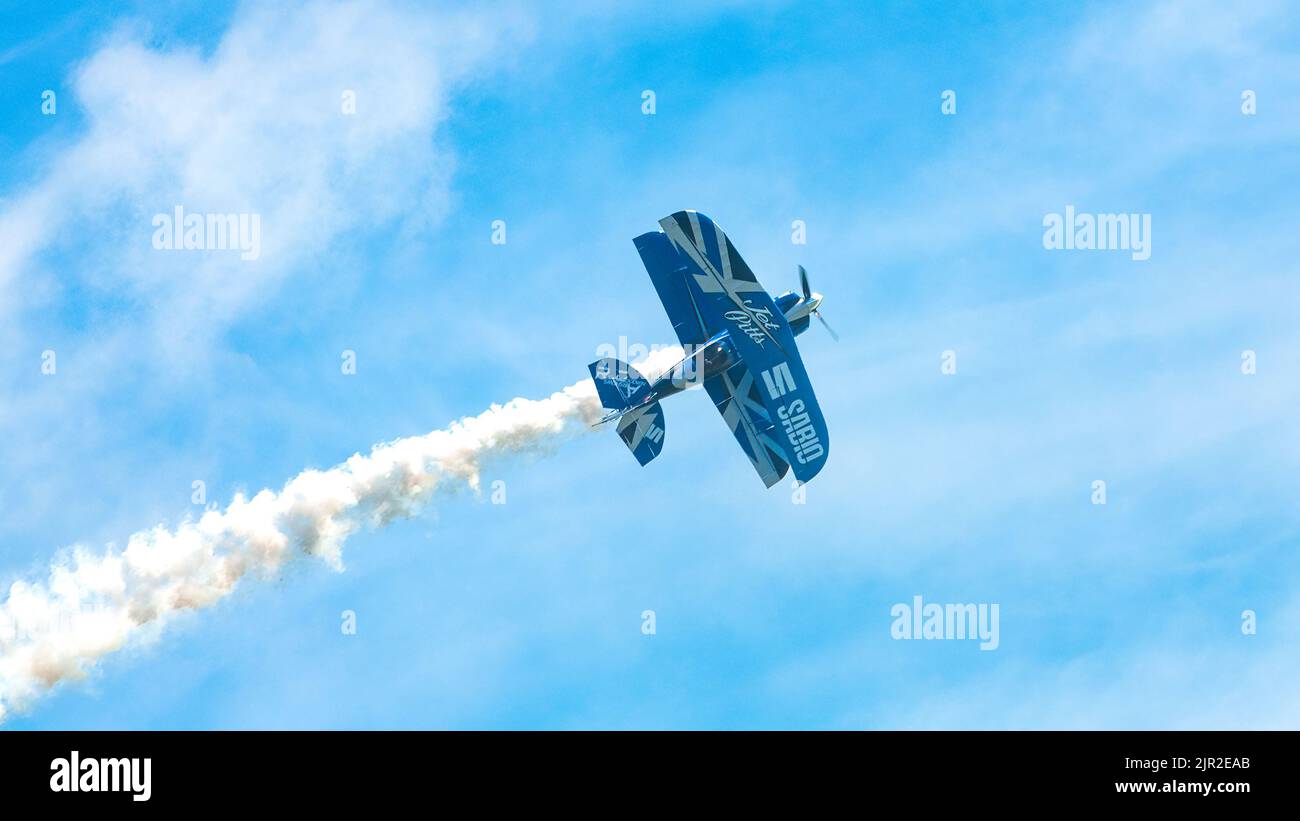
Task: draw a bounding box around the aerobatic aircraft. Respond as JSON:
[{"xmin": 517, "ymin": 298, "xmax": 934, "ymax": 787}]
[{"xmin": 588, "ymin": 210, "xmax": 834, "ymax": 487}]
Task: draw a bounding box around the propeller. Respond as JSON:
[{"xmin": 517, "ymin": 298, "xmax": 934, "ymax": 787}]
[
  {"xmin": 815, "ymin": 312, "xmax": 840, "ymax": 342},
  {"xmin": 797, "ymin": 265, "xmax": 838, "ymax": 342}
]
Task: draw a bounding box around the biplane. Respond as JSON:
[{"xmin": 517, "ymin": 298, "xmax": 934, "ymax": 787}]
[{"xmin": 588, "ymin": 210, "xmax": 833, "ymax": 487}]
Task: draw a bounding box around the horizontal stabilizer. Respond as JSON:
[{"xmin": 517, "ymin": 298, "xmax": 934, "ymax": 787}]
[
  {"xmin": 615, "ymin": 402, "xmax": 666, "ymax": 465},
  {"xmin": 588, "ymin": 357, "xmax": 666, "ymax": 466}
]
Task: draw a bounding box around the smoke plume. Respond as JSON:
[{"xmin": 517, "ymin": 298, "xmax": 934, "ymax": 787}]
[{"xmin": 0, "ymin": 347, "xmax": 684, "ymax": 723}]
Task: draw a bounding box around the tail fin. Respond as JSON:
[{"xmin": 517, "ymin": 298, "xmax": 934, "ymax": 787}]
[
  {"xmin": 588, "ymin": 357, "xmax": 652, "ymax": 409},
  {"xmin": 587, "ymin": 358, "xmax": 666, "ymax": 466}
]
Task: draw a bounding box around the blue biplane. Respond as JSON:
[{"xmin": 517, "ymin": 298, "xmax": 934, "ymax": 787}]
[{"xmin": 589, "ymin": 210, "xmax": 834, "ymax": 487}]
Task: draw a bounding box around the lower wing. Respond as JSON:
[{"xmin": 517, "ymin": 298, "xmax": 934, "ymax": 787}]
[{"xmin": 703, "ymin": 360, "xmax": 791, "ymax": 488}]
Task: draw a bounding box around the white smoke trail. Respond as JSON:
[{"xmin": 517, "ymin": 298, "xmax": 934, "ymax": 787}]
[{"xmin": 0, "ymin": 347, "xmax": 684, "ymax": 723}]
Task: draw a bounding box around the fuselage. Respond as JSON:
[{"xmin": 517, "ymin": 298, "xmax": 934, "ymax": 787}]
[{"xmin": 640, "ymin": 290, "xmax": 822, "ymax": 406}]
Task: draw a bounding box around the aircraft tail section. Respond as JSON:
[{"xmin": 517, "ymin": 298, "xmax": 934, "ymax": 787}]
[
  {"xmin": 613, "ymin": 403, "xmax": 666, "ymax": 465},
  {"xmin": 588, "ymin": 357, "xmax": 666, "ymax": 466},
  {"xmin": 588, "ymin": 357, "xmax": 651, "ymax": 409}
]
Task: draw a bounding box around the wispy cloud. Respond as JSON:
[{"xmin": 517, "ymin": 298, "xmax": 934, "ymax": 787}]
[{"xmin": 0, "ymin": 0, "xmax": 532, "ymax": 351}]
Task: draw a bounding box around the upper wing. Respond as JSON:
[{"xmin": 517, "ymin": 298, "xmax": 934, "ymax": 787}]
[
  {"xmin": 657, "ymin": 210, "xmax": 784, "ymax": 347},
  {"xmin": 634, "ymin": 230, "xmax": 708, "ymax": 346},
  {"xmin": 659, "ymin": 210, "xmax": 830, "ymax": 484},
  {"xmin": 703, "ymin": 359, "xmax": 790, "ymax": 488}
]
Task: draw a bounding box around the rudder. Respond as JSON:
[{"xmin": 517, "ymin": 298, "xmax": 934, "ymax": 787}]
[
  {"xmin": 588, "ymin": 357, "xmax": 651, "ymax": 409},
  {"xmin": 587, "ymin": 357, "xmax": 666, "ymax": 466}
]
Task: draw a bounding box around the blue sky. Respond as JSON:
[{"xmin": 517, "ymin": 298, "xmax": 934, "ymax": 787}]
[{"xmin": 2, "ymin": 0, "xmax": 1299, "ymax": 728}]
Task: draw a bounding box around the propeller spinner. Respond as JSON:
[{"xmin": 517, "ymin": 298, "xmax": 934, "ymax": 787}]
[{"xmin": 797, "ymin": 265, "xmax": 838, "ymax": 342}]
